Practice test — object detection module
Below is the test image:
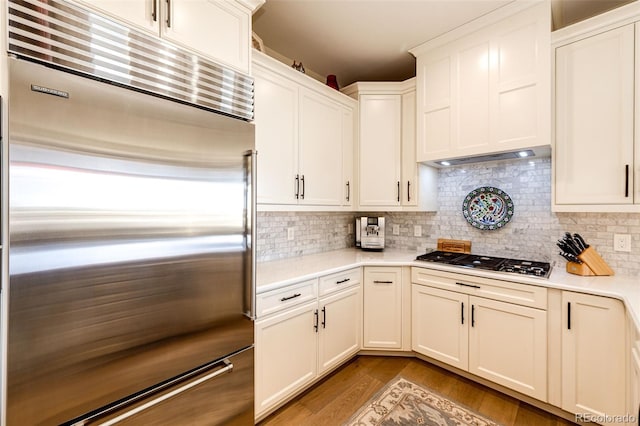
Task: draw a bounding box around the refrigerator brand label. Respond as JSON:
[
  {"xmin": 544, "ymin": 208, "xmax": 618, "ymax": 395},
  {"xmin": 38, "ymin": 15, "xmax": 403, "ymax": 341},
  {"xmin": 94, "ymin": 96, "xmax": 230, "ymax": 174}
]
[{"xmin": 31, "ymin": 84, "xmax": 69, "ymax": 99}]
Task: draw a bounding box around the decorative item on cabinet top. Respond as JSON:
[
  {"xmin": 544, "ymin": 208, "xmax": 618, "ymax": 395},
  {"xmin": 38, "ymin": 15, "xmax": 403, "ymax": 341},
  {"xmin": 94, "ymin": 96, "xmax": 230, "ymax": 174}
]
[
  {"xmin": 292, "ymin": 61, "xmax": 306, "ymax": 73},
  {"xmin": 326, "ymin": 75, "xmax": 339, "ymax": 90}
]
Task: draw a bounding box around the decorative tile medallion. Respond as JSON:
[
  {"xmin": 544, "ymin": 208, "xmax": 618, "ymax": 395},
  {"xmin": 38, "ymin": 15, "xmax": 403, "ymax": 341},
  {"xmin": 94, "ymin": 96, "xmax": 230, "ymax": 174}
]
[{"xmin": 462, "ymin": 187, "xmax": 514, "ymax": 230}]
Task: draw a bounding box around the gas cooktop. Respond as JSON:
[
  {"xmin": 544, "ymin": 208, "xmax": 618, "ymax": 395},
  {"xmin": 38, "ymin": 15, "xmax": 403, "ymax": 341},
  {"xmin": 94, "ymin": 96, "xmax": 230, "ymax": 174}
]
[{"xmin": 415, "ymin": 251, "xmax": 552, "ymax": 278}]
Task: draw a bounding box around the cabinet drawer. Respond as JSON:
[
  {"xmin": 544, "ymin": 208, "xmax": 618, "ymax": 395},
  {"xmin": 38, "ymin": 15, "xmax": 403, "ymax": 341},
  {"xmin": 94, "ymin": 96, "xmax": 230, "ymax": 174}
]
[
  {"xmin": 319, "ymin": 268, "xmax": 361, "ymax": 296},
  {"xmin": 256, "ymin": 279, "xmax": 318, "ymax": 318},
  {"xmin": 411, "ymin": 267, "xmax": 547, "ymax": 309}
]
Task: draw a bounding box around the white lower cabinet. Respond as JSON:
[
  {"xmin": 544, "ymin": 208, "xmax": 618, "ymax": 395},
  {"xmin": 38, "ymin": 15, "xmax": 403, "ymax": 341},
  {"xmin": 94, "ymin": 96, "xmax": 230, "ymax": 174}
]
[
  {"xmin": 362, "ymin": 267, "xmax": 403, "ymax": 349},
  {"xmin": 411, "ymin": 269, "xmax": 547, "ymax": 401},
  {"xmin": 255, "ymin": 268, "xmax": 361, "ymax": 420},
  {"xmin": 561, "ymin": 291, "xmax": 626, "ymax": 420}
]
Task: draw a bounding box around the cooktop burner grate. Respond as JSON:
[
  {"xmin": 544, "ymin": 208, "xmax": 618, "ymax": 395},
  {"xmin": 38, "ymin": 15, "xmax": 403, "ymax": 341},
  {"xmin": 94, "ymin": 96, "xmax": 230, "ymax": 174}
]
[{"xmin": 415, "ymin": 251, "xmax": 551, "ymax": 278}]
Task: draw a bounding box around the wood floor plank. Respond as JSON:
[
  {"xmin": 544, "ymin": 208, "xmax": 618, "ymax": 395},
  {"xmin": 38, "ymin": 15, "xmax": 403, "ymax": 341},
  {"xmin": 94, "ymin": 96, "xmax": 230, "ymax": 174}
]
[{"xmin": 258, "ymin": 355, "xmax": 578, "ymax": 426}]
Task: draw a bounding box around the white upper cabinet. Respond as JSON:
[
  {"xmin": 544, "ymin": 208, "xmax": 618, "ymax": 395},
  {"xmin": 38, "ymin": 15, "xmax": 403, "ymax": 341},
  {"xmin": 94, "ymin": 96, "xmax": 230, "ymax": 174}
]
[
  {"xmin": 342, "ymin": 81, "xmax": 437, "ymax": 211},
  {"xmin": 553, "ymin": 2, "xmax": 640, "ymax": 212},
  {"xmin": 410, "ymin": 2, "xmax": 550, "ymax": 165},
  {"xmin": 71, "ymin": 0, "xmax": 263, "ymax": 73},
  {"xmin": 253, "ymin": 51, "xmax": 357, "ymax": 210}
]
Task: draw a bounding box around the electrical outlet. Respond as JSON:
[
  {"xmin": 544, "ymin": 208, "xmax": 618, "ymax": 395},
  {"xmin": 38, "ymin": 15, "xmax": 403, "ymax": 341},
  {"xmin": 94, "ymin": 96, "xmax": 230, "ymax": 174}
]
[
  {"xmin": 613, "ymin": 233, "xmax": 631, "ymax": 252},
  {"xmin": 287, "ymin": 227, "xmax": 295, "ymax": 241},
  {"xmin": 392, "ymin": 225, "xmax": 400, "ymax": 235},
  {"xmin": 414, "ymin": 225, "xmax": 422, "ymax": 237}
]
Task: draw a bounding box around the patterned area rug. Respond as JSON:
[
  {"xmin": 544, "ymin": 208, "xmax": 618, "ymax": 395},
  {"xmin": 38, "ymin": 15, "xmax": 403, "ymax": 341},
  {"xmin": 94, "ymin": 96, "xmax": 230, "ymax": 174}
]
[{"xmin": 344, "ymin": 376, "xmax": 503, "ymax": 426}]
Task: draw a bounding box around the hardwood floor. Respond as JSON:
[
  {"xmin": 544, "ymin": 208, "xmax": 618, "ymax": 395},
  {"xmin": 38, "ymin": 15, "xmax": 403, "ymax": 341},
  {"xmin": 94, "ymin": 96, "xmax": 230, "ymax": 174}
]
[{"xmin": 258, "ymin": 355, "xmax": 578, "ymax": 426}]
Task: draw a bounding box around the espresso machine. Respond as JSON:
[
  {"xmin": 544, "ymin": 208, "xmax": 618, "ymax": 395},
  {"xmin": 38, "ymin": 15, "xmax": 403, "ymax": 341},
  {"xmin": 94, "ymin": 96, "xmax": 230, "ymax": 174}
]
[{"xmin": 355, "ymin": 216, "xmax": 385, "ymax": 250}]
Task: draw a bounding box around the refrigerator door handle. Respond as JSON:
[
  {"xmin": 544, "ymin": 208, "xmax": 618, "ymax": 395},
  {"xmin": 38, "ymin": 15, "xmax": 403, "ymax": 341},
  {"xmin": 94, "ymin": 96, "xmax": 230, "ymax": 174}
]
[
  {"xmin": 99, "ymin": 359, "xmax": 234, "ymax": 426},
  {"xmin": 244, "ymin": 150, "xmax": 257, "ymax": 320}
]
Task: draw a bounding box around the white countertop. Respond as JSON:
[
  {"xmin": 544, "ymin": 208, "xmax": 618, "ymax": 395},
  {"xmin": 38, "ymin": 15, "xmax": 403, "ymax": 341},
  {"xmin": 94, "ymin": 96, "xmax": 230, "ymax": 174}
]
[{"xmin": 257, "ymin": 248, "xmax": 640, "ymax": 330}]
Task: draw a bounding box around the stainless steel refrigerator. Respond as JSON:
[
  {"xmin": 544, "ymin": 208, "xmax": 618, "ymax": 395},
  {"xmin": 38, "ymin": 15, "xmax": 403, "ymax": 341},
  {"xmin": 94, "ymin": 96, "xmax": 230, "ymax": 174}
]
[{"xmin": 5, "ymin": 1, "xmax": 256, "ymax": 424}]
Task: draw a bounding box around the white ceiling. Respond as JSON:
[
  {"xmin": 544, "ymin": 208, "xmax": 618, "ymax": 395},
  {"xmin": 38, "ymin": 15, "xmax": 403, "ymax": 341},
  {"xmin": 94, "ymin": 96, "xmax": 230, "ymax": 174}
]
[{"xmin": 252, "ymin": 0, "xmax": 635, "ymax": 88}]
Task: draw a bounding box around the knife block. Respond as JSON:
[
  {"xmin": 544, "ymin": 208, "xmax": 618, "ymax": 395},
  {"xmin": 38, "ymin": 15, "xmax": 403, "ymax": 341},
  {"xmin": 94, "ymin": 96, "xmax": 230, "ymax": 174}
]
[{"xmin": 566, "ymin": 246, "xmax": 614, "ymax": 276}]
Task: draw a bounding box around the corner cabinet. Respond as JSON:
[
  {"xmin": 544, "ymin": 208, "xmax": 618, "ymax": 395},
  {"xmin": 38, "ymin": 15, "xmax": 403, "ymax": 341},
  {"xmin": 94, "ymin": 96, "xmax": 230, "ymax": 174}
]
[
  {"xmin": 553, "ymin": 3, "xmax": 640, "ymax": 212},
  {"xmin": 341, "ymin": 81, "xmax": 437, "ymax": 211},
  {"xmin": 411, "ymin": 268, "xmax": 548, "ymax": 401},
  {"xmin": 70, "ymin": 0, "xmax": 263, "ymax": 73},
  {"xmin": 254, "ymin": 268, "xmax": 361, "ymax": 421},
  {"xmin": 409, "ymin": 2, "xmax": 550, "ymax": 165},
  {"xmin": 253, "ymin": 51, "xmax": 356, "ymax": 210},
  {"xmin": 561, "ymin": 291, "xmax": 626, "ymax": 419}
]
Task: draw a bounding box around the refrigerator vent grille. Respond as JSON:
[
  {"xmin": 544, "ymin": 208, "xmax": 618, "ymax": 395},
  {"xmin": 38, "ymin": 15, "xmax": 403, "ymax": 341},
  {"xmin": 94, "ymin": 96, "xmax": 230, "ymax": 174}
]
[{"xmin": 7, "ymin": 0, "xmax": 255, "ymax": 120}]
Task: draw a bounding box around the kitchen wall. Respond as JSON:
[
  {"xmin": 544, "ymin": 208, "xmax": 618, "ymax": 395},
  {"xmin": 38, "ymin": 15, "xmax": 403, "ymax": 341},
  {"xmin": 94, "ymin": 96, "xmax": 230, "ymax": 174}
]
[{"xmin": 257, "ymin": 157, "xmax": 640, "ymax": 276}]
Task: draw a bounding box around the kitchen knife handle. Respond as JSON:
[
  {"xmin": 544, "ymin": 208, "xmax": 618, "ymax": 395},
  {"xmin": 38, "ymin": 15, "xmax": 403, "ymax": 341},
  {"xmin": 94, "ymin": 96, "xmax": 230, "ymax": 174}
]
[
  {"xmin": 322, "ymin": 306, "xmax": 326, "ymax": 329},
  {"xmin": 314, "ymin": 309, "xmax": 319, "ymax": 332},
  {"xmin": 625, "ymin": 164, "xmax": 630, "ymax": 198},
  {"xmin": 471, "ymin": 304, "xmax": 475, "ymax": 327},
  {"xmin": 461, "ymin": 302, "xmax": 464, "ymax": 325},
  {"xmin": 567, "ymin": 302, "xmax": 571, "ymax": 330},
  {"xmin": 295, "ymin": 174, "xmax": 299, "ymax": 199},
  {"xmin": 407, "ymin": 181, "xmax": 411, "ymax": 202},
  {"xmin": 397, "ymin": 181, "xmax": 400, "ymax": 202}
]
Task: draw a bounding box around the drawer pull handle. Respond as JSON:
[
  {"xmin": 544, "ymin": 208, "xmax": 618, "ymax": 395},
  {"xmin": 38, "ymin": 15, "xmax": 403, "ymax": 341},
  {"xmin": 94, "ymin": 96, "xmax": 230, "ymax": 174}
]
[
  {"xmin": 280, "ymin": 293, "xmax": 301, "ymax": 302},
  {"xmin": 336, "ymin": 278, "xmax": 351, "ymax": 284},
  {"xmin": 322, "ymin": 306, "xmax": 326, "ymax": 328},
  {"xmin": 567, "ymin": 302, "xmax": 571, "ymax": 330},
  {"xmin": 456, "ymin": 282, "xmax": 481, "ymax": 289},
  {"xmin": 373, "ymin": 280, "xmax": 393, "ymax": 284},
  {"xmin": 461, "ymin": 302, "xmax": 464, "ymax": 325},
  {"xmin": 314, "ymin": 309, "xmax": 319, "ymax": 332}
]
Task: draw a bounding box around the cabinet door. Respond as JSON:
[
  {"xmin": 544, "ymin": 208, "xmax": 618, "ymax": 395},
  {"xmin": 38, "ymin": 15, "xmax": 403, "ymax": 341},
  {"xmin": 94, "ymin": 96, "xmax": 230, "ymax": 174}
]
[
  {"xmin": 416, "ymin": 54, "xmax": 452, "ymax": 162},
  {"xmin": 359, "ymin": 95, "xmax": 401, "ymax": 206},
  {"xmin": 555, "ymin": 25, "xmax": 635, "ymax": 205},
  {"xmin": 401, "ymin": 90, "xmax": 418, "ymax": 207},
  {"xmin": 255, "ymin": 301, "xmax": 317, "ymax": 417},
  {"xmin": 363, "ymin": 267, "xmax": 402, "ymax": 349},
  {"xmin": 468, "ymin": 296, "xmax": 547, "ymax": 400},
  {"xmin": 411, "ymin": 285, "xmax": 468, "ymax": 370},
  {"xmin": 342, "ymin": 108, "xmax": 355, "ymax": 206},
  {"xmin": 72, "ymin": 0, "xmax": 158, "ymax": 34},
  {"xmin": 318, "ymin": 286, "xmax": 361, "ymax": 375},
  {"xmin": 561, "ymin": 292, "xmax": 626, "ymax": 417},
  {"xmin": 456, "ymin": 40, "xmax": 491, "ymax": 152},
  {"xmin": 163, "ymin": 0, "xmax": 250, "ymax": 72},
  {"xmin": 298, "ymin": 89, "xmax": 344, "ymax": 206},
  {"xmin": 253, "ymin": 66, "xmax": 299, "ymax": 205}
]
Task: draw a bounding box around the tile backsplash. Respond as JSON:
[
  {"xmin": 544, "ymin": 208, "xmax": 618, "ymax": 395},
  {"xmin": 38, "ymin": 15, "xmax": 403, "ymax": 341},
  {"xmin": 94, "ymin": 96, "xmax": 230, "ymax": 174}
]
[{"xmin": 257, "ymin": 157, "xmax": 640, "ymax": 276}]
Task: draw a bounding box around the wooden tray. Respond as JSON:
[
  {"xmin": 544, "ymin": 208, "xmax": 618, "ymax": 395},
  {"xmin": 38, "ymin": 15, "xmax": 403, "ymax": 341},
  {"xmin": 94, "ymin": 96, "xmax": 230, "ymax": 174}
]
[{"xmin": 437, "ymin": 238, "xmax": 471, "ymax": 253}]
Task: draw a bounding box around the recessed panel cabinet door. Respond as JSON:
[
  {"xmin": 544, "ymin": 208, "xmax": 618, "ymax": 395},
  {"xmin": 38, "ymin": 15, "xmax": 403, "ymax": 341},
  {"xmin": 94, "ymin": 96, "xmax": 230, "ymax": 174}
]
[
  {"xmin": 555, "ymin": 25, "xmax": 635, "ymax": 205},
  {"xmin": 412, "ymin": 285, "xmax": 469, "ymax": 371},
  {"xmin": 317, "ymin": 286, "xmax": 361, "ymax": 375},
  {"xmin": 468, "ymin": 296, "xmax": 547, "ymax": 401},
  {"xmin": 255, "ymin": 301, "xmax": 317, "ymax": 418},
  {"xmin": 253, "ymin": 67, "xmax": 299, "ymax": 205},
  {"xmin": 561, "ymin": 292, "xmax": 625, "ymax": 418},
  {"xmin": 298, "ymin": 89, "xmax": 344, "ymax": 206},
  {"xmin": 359, "ymin": 95, "xmax": 402, "ymax": 206},
  {"xmin": 72, "ymin": 0, "xmax": 158, "ymax": 34},
  {"xmin": 363, "ymin": 267, "xmax": 402, "ymax": 349}
]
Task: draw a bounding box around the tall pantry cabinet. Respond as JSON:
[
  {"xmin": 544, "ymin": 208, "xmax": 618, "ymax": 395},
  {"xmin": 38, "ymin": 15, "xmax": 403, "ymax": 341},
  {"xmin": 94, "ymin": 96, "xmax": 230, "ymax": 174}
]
[{"xmin": 553, "ymin": 2, "xmax": 640, "ymax": 212}]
